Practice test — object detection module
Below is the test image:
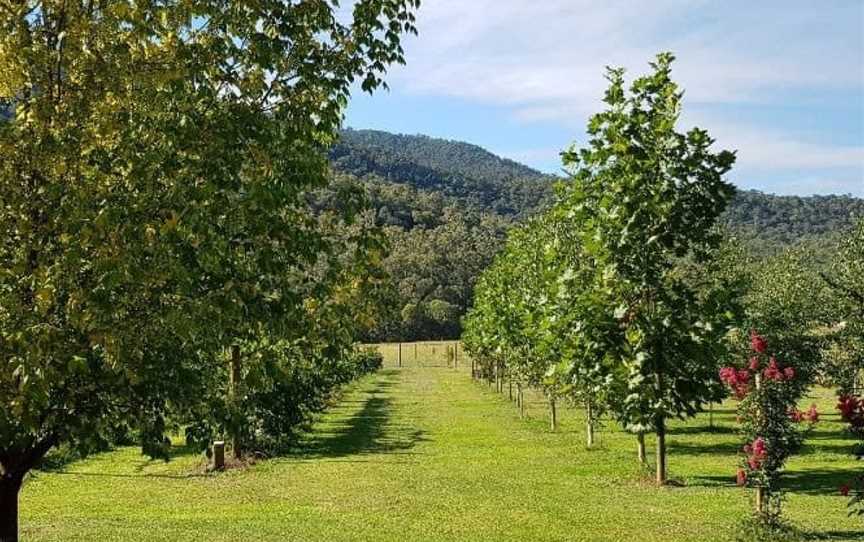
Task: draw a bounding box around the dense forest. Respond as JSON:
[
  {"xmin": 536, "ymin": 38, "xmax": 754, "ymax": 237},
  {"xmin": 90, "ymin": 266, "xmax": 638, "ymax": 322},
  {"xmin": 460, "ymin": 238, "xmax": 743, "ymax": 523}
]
[
  {"xmin": 336, "ymin": 129, "xmax": 864, "ymax": 342},
  {"xmin": 331, "ymin": 129, "xmax": 554, "ymax": 217}
]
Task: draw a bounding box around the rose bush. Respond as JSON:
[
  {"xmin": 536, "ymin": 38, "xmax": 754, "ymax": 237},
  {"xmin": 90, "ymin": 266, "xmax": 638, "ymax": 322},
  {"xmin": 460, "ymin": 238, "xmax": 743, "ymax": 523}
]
[{"xmin": 720, "ymin": 331, "xmax": 817, "ymax": 523}]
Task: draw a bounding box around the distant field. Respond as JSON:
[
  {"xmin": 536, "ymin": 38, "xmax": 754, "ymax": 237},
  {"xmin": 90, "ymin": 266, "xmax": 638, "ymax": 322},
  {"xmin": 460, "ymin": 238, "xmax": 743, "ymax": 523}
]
[
  {"xmin": 363, "ymin": 340, "xmax": 470, "ymax": 369},
  {"xmin": 20, "ymin": 364, "xmax": 862, "ymax": 541}
]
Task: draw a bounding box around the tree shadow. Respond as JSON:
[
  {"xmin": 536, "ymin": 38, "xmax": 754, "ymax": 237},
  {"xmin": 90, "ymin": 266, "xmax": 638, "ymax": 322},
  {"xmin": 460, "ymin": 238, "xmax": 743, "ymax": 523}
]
[
  {"xmin": 781, "ymin": 468, "xmax": 858, "ymax": 495},
  {"xmin": 801, "ymin": 530, "xmax": 864, "ymax": 541},
  {"xmin": 39, "ymin": 470, "xmax": 210, "ymax": 480},
  {"xmin": 693, "ymin": 468, "xmax": 856, "ymax": 496},
  {"xmin": 293, "ymin": 379, "xmax": 427, "ymax": 460},
  {"xmin": 667, "ymin": 440, "xmax": 742, "ymax": 456},
  {"xmin": 37, "ymin": 441, "xmax": 200, "ymax": 474},
  {"xmin": 667, "ymin": 425, "xmax": 737, "ymax": 436}
]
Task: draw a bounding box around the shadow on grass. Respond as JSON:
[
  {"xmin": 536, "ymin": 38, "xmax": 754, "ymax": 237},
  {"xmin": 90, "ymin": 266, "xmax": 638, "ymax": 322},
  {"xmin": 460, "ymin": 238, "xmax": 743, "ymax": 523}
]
[
  {"xmin": 41, "ymin": 469, "xmax": 210, "ymax": 480},
  {"xmin": 694, "ymin": 468, "xmax": 856, "ymax": 496},
  {"xmin": 293, "ymin": 373, "xmax": 427, "ymax": 460},
  {"xmin": 37, "ymin": 440, "xmax": 200, "ymax": 475},
  {"xmin": 668, "ymin": 440, "xmax": 742, "ymax": 456},
  {"xmin": 781, "ymin": 468, "xmax": 858, "ymax": 495},
  {"xmin": 667, "ymin": 425, "xmax": 737, "ymax": 436},
  {"xmin": 33, "ymin": 443, "xmax": 208, "ymax": 480},
  {"xmin": 802, "ymin": 530, "xmax": 864, "ymax": 540}
]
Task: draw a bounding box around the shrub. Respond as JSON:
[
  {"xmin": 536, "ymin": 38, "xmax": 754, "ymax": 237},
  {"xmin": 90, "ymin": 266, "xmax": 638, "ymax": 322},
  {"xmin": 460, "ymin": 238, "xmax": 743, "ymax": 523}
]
[{"xmin": 720, "ymin": 330, "xmax": 817, "ymax": 523}]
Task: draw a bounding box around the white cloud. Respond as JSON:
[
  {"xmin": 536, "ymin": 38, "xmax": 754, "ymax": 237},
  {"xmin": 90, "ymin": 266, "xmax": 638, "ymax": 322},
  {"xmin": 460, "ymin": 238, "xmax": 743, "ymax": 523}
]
[
  {"xmin": 681, "ymin": 112, "xmax": 864, "ymax": 170},
  {"xmin": 385, "ymin": 0, "xmax": 863, "ymax": 190},
  {"xmin": 396, "ymin": 0, "xmax": 862, "ymax": 111}
]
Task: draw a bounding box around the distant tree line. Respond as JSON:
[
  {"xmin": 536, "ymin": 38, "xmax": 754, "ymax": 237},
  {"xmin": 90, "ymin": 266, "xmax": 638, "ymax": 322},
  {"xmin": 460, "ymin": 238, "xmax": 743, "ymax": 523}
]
[
  {"xmin": 334, "ymin": 130, "xmax": 864, "ymax": 342},
  {"xmin": 461, "ymin": 54, "xmax": 864, "ymax": 529},
  {"xmin": 0, "ymin": 2, "xmax": 419, "ymax": 540}
]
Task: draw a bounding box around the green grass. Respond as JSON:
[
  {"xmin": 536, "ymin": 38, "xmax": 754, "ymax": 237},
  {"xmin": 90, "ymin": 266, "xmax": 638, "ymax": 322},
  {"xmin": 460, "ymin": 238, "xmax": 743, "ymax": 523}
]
[{"xmin": 20, "ymin": 367, "xmax": 862, "ymax": 541}]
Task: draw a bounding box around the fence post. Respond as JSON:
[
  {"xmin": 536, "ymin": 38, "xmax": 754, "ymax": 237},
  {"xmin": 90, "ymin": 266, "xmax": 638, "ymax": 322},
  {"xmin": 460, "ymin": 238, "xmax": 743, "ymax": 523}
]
[
  {"xmin": 230, "ymin": 344, "xmax": 242, "ymax": 460},
  {"xmin": 213, "ymin": 441, "xmax": 225, "ymax": 470},
  {"xmin": 454, "ymin": 342, "xmax": 459, "ymax": 369},
  {"xmin": 398, "ymin": 343, "xmax": 402, "ymax": 368}
]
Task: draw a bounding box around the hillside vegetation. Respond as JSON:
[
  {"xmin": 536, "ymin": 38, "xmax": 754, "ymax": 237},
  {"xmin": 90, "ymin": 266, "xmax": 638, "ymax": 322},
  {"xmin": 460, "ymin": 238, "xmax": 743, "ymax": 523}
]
[
  {"xmin": 334, "ymin": 129, "xmax": 864, "ymax": 342},
  {"xmin": 332, "ymin": 129, "xmax": 554, "ymax": 217}
]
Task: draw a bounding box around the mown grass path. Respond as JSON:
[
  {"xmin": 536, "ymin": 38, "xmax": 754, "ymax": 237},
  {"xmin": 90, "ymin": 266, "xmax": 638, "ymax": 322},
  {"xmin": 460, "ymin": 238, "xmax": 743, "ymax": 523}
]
[{"xmin": 21, "ymin": 368, "xmax": 862, "ymax": 541}]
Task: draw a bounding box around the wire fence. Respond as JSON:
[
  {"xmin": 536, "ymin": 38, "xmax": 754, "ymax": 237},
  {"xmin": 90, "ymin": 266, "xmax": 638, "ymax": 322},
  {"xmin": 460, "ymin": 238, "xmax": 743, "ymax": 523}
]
[{"xmin": 361, "ymin": 341, "xmax": 472, "ymax": 370}]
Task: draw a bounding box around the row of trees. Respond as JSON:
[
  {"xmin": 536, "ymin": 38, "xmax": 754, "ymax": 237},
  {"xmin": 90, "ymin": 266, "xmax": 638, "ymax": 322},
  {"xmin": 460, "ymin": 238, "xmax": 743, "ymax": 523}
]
[
  {"xmin": 465, "ymin": 53, "xmax": 739, "ymax": 485},
  {"xmin": 462, "ymin": 54, "xmax": 864, "ymax": 526},
  {"xmin": 0, "ymin": 1, "xmax": 420, "ymax": 541}
]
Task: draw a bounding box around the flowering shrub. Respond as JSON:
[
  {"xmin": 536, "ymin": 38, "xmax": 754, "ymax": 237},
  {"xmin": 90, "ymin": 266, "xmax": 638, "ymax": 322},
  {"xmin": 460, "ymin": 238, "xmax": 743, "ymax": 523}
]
[
  {"xmin": 720, "ymin": 367, "xmax": 751, "ymax": 399},
  {"xmin": 720, "ymin": 331, "xmax": 816, "ymax": 522},
  {"xmin": 837, "ymin": 394, "xmax": 864, "ymax": 437}
]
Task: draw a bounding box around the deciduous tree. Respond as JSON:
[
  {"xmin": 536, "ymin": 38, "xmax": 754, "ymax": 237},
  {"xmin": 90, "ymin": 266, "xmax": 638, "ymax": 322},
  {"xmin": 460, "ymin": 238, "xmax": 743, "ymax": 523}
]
[{"xmin": 0, "ymin": 1, "xmax": 419, "ymax": 539}]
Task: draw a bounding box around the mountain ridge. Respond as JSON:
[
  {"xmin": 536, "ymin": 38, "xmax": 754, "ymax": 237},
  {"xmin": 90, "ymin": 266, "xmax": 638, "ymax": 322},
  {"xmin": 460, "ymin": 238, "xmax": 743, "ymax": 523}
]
[{"xmin": 333, "ymin": 128, "xmax": 864, "ymax": 245}]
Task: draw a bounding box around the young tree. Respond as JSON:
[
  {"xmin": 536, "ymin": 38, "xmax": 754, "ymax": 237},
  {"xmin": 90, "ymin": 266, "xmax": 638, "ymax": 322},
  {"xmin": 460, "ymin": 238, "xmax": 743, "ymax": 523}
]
[
  {"xmin": 822, "ymin": 220, "xmax": 864, "ymax": 393},
  {"xmin": 822, "ymin": 220, "xmax": 864, "ymax": 516},
  {"xmin": 537, "ymin": 207, "xmax": 617, "ymax": 446},
  {"xmin": 0, "ymin": 1, "xmax": 419, "ymax": 539},
  {"xmin": 559, "ymin": 53, "xmax": 737, "ymax": 484}
]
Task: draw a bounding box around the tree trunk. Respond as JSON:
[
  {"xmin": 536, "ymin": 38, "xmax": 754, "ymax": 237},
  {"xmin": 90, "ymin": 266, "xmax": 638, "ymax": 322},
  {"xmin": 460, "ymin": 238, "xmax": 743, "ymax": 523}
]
[
  {"xmin": 517, "ymin": 383, "xmax": 524, "ymax": 418},
  {"xmin": 230, "ymin": 344, "xmax": 242, "ymax": 460},
  {"xmin": 509, "ymin": 380, "xmax": 513, "ymax": 401},
  {"xmin": 655, "ymin": 414, "xmax": 667, "ymax": 485},
  {"xmin": 754, "ymin": 373, "xmax": 764, "ymax": 516},
  {"xmin": 585, "ymin": 400, "xmax": 595, "ymax": 447},
  {"xmin": 0, "ymin": 475, "xmax": 23, "ymax": 542},
  {"xmin": 708, "ymin": 402, "xmax": 714, "ymax": 430},
  {"xmin": 637, "ymin": 432, "xmax": 646, "ymax": 464},
  {"xmin": 549, "ymin": 396, "xmax": 557, "ymax": 431},
  {"xmin": 756, "ymin": 486, "xmax": 766, "ymax": 517}
]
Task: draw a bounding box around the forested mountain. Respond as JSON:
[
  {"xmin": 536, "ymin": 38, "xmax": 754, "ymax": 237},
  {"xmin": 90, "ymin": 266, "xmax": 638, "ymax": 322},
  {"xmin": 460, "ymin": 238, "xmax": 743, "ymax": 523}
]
[
  {"xmin": 331, "ymin": 129, "xmax": 554, "ymax": 217},
  {"xmin": 723, "ymin": 190, "xmax": 864, "ymax": 246},
  {"xmin": 334, "ymin": 129, "xmax": 864, "ymax": 342},
  {"xmin": 334, "ymin": 129, "xmax": 863, "ymax": 240},
  {"xmin": 336, "ymin": 129, "xmax": 544, "ymax": 184}
]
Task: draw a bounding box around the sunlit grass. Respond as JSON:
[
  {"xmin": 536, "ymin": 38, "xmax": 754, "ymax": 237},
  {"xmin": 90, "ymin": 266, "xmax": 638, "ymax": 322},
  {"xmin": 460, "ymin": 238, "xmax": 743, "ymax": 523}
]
[{"xmin": 20, "ymin": 368, "xmax": 861, "ymax": 541}]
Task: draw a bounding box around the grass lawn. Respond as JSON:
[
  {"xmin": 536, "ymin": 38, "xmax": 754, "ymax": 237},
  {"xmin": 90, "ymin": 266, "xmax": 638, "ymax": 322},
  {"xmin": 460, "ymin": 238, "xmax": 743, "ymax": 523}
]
[{"xmin": 20, "ymin": 367, "xmax": 862, "ymax": 541}]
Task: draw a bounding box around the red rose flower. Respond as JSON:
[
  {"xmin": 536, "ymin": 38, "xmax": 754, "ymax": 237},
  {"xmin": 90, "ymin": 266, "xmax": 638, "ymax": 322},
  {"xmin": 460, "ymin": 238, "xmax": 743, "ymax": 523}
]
[
  {"xmin": 750, "ymin": 330, "xmax": 767, "ymax": 354},
  {"xmin": 748, "ymin": 356, "xmax": 760, "ymax": 371},
  {"xmin": 840, "ymin": 484, "xmax": 851, "ymax": 497},
  {"xmin": 763, "ymin": 357, "xmax": 783, "ymax": 381}
]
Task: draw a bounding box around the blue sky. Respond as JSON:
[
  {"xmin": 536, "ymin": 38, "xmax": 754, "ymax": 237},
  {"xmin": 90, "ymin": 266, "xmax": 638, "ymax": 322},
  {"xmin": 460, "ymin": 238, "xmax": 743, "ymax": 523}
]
[{"xmin": 345, "ymin": 0, "xmax": 864, "ymax": 196}]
